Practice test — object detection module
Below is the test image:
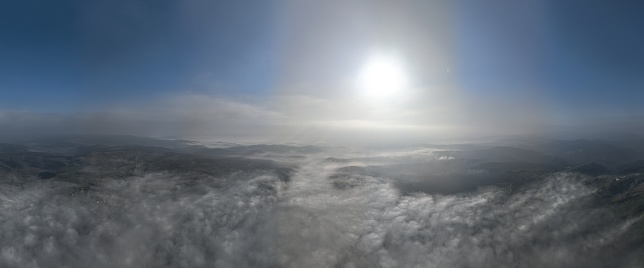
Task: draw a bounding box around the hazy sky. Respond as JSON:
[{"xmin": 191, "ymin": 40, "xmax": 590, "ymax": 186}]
[{"xmin": 1, "ymin": 0, "xmax": 643, "ymax": 143}]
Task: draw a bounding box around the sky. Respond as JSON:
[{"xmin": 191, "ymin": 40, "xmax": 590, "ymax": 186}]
[{"xmin": 1, "ymin": 0, "xmax": 643, "ymax": 143}]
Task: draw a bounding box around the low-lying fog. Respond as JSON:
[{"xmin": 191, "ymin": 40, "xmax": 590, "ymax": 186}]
[{"xmin": 1, "ymin": 136, "xmax": 643, "ymax": 267}]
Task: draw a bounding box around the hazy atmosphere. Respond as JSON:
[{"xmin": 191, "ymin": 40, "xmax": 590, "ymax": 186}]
[
  {"xmin": 1, "ymin": 1, "xmax": 643, "ymax": 267},
  {"xmin": 2, "ymin": 0, "xmax": 643, "ymax": 143}
]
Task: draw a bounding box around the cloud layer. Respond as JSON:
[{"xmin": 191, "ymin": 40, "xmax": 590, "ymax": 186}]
[
  {"xmin": 5, "ymin": 88, "xmax": 636, "ymax": 145},
  {"xmin": 1, "ymin": 153, "xmax": 641, "ymax": 268}
]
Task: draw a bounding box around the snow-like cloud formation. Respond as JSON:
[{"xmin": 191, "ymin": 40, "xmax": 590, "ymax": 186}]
[
  {"xmin": 1, "ymin": 155, "xmax": 641, "ymax": 268},
  {"xmin": 0, "ymin": 172, "xmax": 285, "ymax": 268}
]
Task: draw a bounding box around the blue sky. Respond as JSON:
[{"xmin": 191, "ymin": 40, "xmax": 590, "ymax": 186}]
[
  {"xmin": 1, "ymin": 0, "xmax": 281, "ymax": 110},
  {"xmin": 1, "ymin": 0, "xmax": 643, "ymax": 142}
]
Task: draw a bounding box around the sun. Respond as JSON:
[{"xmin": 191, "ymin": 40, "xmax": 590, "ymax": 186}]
[{"xmin": 357, "ymin": 54, "xmax": 408, "ymax": 99}]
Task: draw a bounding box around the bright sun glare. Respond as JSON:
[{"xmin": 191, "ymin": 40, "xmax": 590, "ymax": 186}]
[{"xmin": 357, "ymin": 54, "xmax": 408, "ymax": 99}]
